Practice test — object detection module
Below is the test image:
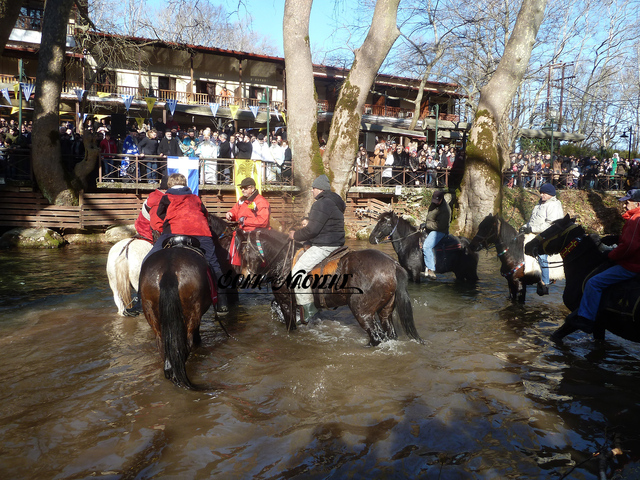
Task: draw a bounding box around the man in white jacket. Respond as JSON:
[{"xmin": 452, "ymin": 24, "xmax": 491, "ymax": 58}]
[{"xmin": 521, "ymin": 182, "xmax": 564, "ymax": 295}]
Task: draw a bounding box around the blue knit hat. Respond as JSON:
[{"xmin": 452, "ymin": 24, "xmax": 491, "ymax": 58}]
[{"xmin": 539, "ymin": 183, "xmax": 556, "ymax": 196}]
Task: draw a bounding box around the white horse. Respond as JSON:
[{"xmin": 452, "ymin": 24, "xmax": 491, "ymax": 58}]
[{"xmin": 106, "ymin": 238, "xmax": 153, "ymax": 316}]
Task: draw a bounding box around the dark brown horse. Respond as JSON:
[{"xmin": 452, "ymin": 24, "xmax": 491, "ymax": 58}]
[
  {"xmin": 139, "ymin": 242, "xmax": 215, "ymax": 389},
  {"xmin": 524, "ymin": 215, "xmax": 640, "ymax": 343},
  {"xmin": 369, "ymin": 211, "xmax": 479, "ymax": 283},
  {"xmin": 235, "ymin": 229, "xmax": 423, "ymax": 346},
  {"xmin": 470, "ymin": 214, "xmax": 544, "ymax": 303}
]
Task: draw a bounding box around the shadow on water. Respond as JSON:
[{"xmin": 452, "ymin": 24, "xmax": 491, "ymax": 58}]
[{"xmin": 1, "ymin": 243, "xmax": 640, "ymax": 478}]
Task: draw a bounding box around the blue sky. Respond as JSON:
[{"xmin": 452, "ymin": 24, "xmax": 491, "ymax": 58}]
[{"xmin": 219, "ymin": 0, "xmax": 360, "ymax": 57}]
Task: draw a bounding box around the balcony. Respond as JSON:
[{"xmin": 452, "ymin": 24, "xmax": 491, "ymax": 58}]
[
  {"xmin": 317, "ymin": 100, "xmax": 459, "ymax": 122},
  {"xmin": 62, "ymin": 81, "xmax": 284, "ymax": 111}
]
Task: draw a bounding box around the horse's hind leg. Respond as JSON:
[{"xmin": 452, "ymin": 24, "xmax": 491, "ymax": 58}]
[
  {"xmin": 352, "ymin": 312, "xmax": 385, "ymax": 347},
  {"xmin": 378, "ymin": 299, "xmax": 397, "ymax": 341}
]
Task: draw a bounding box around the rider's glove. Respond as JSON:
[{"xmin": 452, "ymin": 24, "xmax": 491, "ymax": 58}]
[{"xmin": 519, "ymin": 225, "xmax": 532, "ymax": 234}]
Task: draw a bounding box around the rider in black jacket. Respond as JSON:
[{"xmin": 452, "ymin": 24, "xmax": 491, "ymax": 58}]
[{"xmin": 289, "ymin": 175, "xmax": 346, "ymax": 323}]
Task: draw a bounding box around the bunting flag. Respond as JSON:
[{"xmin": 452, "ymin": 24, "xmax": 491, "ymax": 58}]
[
  {"xmin": 22, "ymin": 83, "xmax": 35, "ymax": 100},
  {"xmin": 122, "ymin": 94, "xmax": 134, "ymax": 112},
  {"xmin": 10, "ymin": 107, "xmax": 18, "ymax": 114},
  {"xmin": 249, "ymin": 105, "xmax": 259, "ymax": 118},
  {"xmin": 74, "ymin": 88, "xmax": 85, "ymax": 103},
  {"xmin": 13, "ymin": 83, "xmax": 19, "ymax": 97},
  {"xmin": 234, "ymin": 159, "xmax": 261, "ymax": 200},
  {"xmin": 209, "ymin": 102, "xmax": 219, "ymax": 117},
  {"xmin": 282, "ymin": 112, "xmax": 287, "ymax": 125},
  {"xmin": 1, "ymin": 88, "xmax": 9, "ymax": 103},
  {"xmin": 166, "ymin": 98, "xmax": 178, "ymax": 115},
  {"xmin": 229, "ymin": 104, "xmax": 239, "ymax": 119},
  {"xmin": 144, "ymin": 96, "xmax": 156, "ymax": 113},
  {"xmin": 135, "ymin": 117, "xmax": 144, "ymax": 129},
  {"xmin": 273, "ymin": 108, "xmax": 281, "ymax": 121},
  {"xmin": 83, "ymin": 113, "xmax": 88, "ymax": 124},
  {"xmin": 97, "ymin": 92, "xmax": 111, "ymax": 98},
  {"xmin": 167, "ymin": 156, "xmax": 200, "ymax": 195}
]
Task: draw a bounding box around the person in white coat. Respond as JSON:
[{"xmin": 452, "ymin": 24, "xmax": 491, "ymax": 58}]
[{"xmin": 521, "ymin": 182, "xmax": 564, "ymax": 294}]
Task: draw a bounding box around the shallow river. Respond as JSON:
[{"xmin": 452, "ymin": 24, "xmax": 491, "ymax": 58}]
[{"xmin": 1, "ymin": 241, "xmax": 639, "ymax": 479}]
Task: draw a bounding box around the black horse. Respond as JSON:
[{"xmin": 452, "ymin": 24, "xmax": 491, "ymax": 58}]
[
  {"xmin": 524, "ymin": 215, "xmax": 640, "ymax": 343},
  {"xmin": 470, "ymin": 213, "xmax": 544, "ymax": 303},
  {"xmin": 139, "ymin": 242, "xmax": 215, "ymax": 389},
  {"xmin": 369, "ymin": 211, "xmax": 479, "ymax": 283},
  {"xmin": 235, "ymin": 228, "xmax": 423, "ymax": 346}
]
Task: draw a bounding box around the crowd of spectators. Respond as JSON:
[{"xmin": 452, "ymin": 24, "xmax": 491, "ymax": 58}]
[
  {"xmin": 504, "ymin": 151, "xmax": 639, "ymax": 191},
  {"xmin": 0, "ymin": 117, "xmax": 32, "ymax": 182},
  {"xmin": 354, "ymin": 137, "xmax": 463, "ymax": 187}
]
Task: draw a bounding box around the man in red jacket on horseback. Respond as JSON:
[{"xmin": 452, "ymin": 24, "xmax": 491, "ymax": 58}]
[
  {"xmin": 226, "ymin": 177, "xmax": 271, "ymax": 266},
  {"xmin": 566, "ymin": 189, "xmax": 640, "ymax": 334},
  {"xmin": 143, "ymin": 173, "xmax": 226, "ymax": 311}
]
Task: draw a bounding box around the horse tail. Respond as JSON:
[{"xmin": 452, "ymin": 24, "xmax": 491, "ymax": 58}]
[
  {"xmin": 159, "ymin": 270, "xmax": 194, "ymax": 390},
  {"xmin": 114, "ymin": 253, "xmax": 132, "ymax": 313},
  {"xmin": 394, "ymin": 264, "xmax": 423, "ymax": 344}
]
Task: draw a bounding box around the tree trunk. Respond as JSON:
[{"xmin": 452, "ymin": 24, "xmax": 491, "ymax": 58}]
[
  {"xmin": 325, "ymin": 0, "xmax": 401, "ymax": 198},
  {"xmin": 32, "ymin": 0, "xmax": 77, "ymax": 205},
  {"xmin": 456, "ymin": 0, "xmax": 547, "ymax": 237},
  {"xmin": 0, "ymin": 0, "xmax": 23, "ymax": 57},
  {"xmin": 283, "ymin": 0, "xmax": 319, "ymax": 212}
]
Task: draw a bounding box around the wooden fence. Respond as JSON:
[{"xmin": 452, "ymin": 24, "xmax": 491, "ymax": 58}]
[{"xmin": 0, "ymin": 190, "xmax": 390, "ymax": 230}]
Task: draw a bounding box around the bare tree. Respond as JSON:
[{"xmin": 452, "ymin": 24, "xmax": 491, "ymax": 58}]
[
  {"xmin": 457, "ymin": 0, "xmax": 548, "ymax": 236},
  {"xmin": 32, "ymin": 0, "xmax": 77, "ymax": 205}
]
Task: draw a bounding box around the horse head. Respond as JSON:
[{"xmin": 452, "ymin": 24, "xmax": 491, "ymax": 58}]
[
  {"xmin": 469, "ymin": 213, "xmax": 500, "ymax": 252},
  {"xmin": 369, "ymin": 211, "xmax": 398, "ymax": 244},
  {"xmin": 238, "ymin": 229, "xmax": 291, "ymax": 277},
  {"xmin": 208, "ymin": 213, "xmax": 234, "ymax": 238},
  {"xmin": 524, "ymin": 214, "xmax": 579, "ymax": 257}
]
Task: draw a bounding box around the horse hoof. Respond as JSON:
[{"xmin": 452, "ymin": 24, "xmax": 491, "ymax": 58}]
[
  {"xmin": 537, "ymin": 284, "xmax": 549, "ymax": 296},
  {"xmin": 551, "ymin": 322, "xmax": 578, "ymax": 342}
]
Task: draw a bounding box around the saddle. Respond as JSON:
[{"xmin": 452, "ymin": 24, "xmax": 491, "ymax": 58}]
[
  {"xmin": 162, "ymin": 235, "xmax": 205, "ymax": 256},
  {"xmin": 292, "ymin": 246, "xmax": 350, "ymax": 309}
]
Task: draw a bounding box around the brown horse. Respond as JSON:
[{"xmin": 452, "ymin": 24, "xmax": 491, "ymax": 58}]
[
  {"xmin": 235, "ymin": 229, "xmax": 423, "ymax": 346},
  {"xmin": 139, "ymin": 241, "xmax": 215, "ymax": 389}
]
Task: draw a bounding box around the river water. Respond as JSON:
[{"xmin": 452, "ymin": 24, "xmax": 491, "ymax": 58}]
[{"xmin": 1, "ymin": 241, "xmax": 639, "ymax": 479}]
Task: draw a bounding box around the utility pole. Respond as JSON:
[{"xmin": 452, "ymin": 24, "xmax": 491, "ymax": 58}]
[{"xmin": 546, "ymin": 62, "xmax": 575, "ymax": 129}]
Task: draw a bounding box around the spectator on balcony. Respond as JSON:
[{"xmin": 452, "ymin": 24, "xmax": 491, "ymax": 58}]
[
  {"xmin": 236, "ymin": 133, "xmax": 253, "ymax": 159},
  {"xmin": 270, "ymin": 137, "xmax": 285, "ymax": 180},
  {"xmin": 99, "ymin": 132, "xmax": 118, "ymax": 181},
  {"xmin": 354, "ymin": 144, "xmax": 369, "ymax": 185},
  {"xmin": 138, "ymin": 129, "xmax": 160, "ymax": 182},
  {"xmin": 408, "ymin": 149, "xmax": 420, "ymax": 186},
  {"xmin": 180, "ymin": 128, "xmax": 198, "ymax": 157},
  {"xmin": 251, "ymin": 133, "xmax": 274, "ymax": 181},
  {"xmin": 382, "ymin": 145, "xmax": 395, "ymax": 185},
  {"xmin": 165, "ymin": 114, "xmax": 179, "ymax": 131},
  {"xmin": 196, "ymin": 132, "xmax": 218, "ymax": 185},
  {"xmin": 220, "ymin": 87, "xmax": 232, "ymax": 106},
  {"xmin": 282, "ymin": 140, "xmax": 292, "ymax": 182},
  {"xmin": 158, "ymin": 128, "xmax": 181, "ymax": 162},
  {"xmin": 154, "ymin": 117, "xmax": 166, "ymax": 134},
  {"xmin": 218, "ymin": 133, "xmax": 236, "ymax": 184},
  {"xmin": 121, "ymin": 129, "xmax": 139, "ymax": 179},
  {"xmin": 393, "ymin": 144, "xmax": 406, "ymax": 169},
  {"xmin": 372, "ymin": 139, "xmax": 386, "ymax": 185}
]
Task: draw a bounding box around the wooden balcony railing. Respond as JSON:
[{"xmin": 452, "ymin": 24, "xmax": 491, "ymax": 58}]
[{"xmin": 318, "ymin": 100, "xmax": 460, "ymax": 122}]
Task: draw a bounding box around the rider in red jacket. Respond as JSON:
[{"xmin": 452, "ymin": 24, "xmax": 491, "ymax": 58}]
[
  {"xmin": 565, "ymin": 189, "xmax": 640, "ymax": 335},
  {"xmin": 143, "ymin": 173, "xmax": 223, "ymax": 282},
  {"xmin": 226, "ymin": 177, "xmax": 271, "ymax": 266}
]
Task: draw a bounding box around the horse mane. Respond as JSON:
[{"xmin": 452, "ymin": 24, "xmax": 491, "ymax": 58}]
[
  {"xmin": 496, "ymin": 215, "xmax": 523, "ymax": 258},
  {"xmin": 251, "ymin": 228, "xmax": 291, "ymax": 259},
  {"xmin": 208, "ymin": 213, "xmax": 229, "ymax": 237}
]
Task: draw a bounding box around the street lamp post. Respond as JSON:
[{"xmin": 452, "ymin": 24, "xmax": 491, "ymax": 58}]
[{"xmin": 621, "ymin": 127, "xmax": 633, "ymax": 162}]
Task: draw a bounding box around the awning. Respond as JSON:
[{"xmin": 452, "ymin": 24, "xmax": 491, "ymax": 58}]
[{"xmin": 360, "ymin": 122, "xmax": 427, "ymax": 139}]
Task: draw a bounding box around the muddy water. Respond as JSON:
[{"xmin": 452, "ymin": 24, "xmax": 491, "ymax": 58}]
[{"xmin": 0, "ymin": 242, "xmax": 639, "ymax": 479}]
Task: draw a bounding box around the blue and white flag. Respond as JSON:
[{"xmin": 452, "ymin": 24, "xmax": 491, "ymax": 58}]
[
  {"xmin": 122, "ymin": 94, "xmax": 134, "ymax": 111},
  {"xmin": 249, "ymin": 105, "xmax": 259, "ymax": 118},
  {"xmin": 166, "ymin": 98, "xmax": 178, "ymax": 116},
  {"xmin": 1, "ymin": 88, "xmax": 9, "ymax": 103},
  {"xmin": 21, "ymin": 83, "xmax": 35, "ymax": 100},
  {"xmin": 74, "ymin": 88, "xmax": 85, "ymax": 102},
  {"xmin": 273, "ymin": 108, "xmax": 281, "ymax": 121},
  {"xmin": 209, "ymin": 102, "xmax": 219, "ymax": 117},
  {"xmin": 167, "ymin": 156, "xmax": 200, "ymax": 195}
]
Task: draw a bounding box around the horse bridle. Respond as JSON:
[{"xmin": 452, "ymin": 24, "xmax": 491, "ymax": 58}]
[
  {"xmin": 376, "ymin": 214, "xmax": 422, "ymax": 244},
  {"xmin": 531, "ymin": 223, "xmax": 585, "ymax": 260}
]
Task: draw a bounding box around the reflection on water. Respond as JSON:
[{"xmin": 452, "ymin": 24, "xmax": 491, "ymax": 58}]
[{"xmin": 0, "ymin": 243, "xmax": 639, "ymax": 479}]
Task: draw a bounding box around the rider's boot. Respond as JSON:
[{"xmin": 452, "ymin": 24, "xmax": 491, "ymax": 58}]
[
  {"xmin": 537, "ymin": 283, "xmax": 549, "ymax": 296},
  {"xmin": 124, "ymin": 296, "xmax": 142, "ymax": 316},
  {"xmin": 216, "ymin": 288, "xmax": 229, "ymax": 314},
  {"xmin": 297, "ymin": 303, "xmax": 318, "ymax": 325}
]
